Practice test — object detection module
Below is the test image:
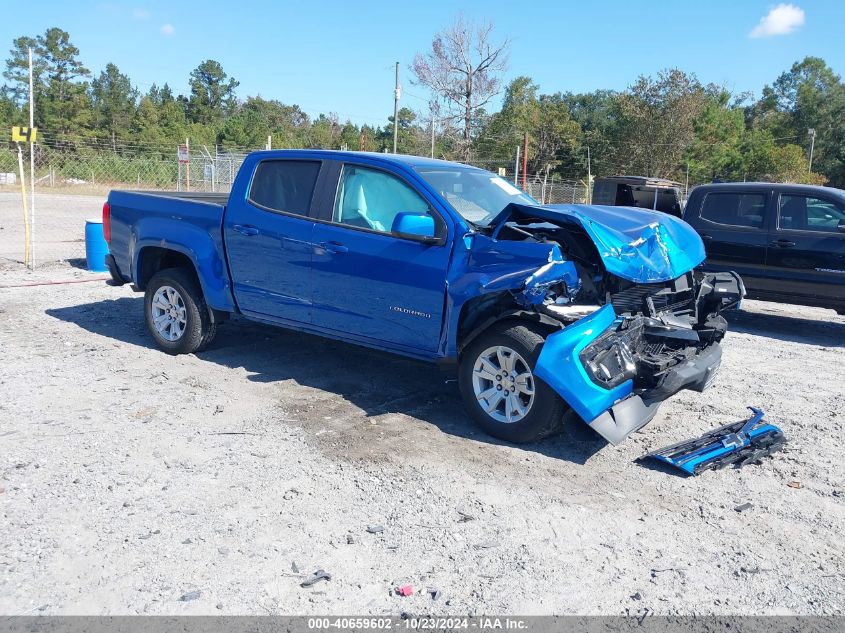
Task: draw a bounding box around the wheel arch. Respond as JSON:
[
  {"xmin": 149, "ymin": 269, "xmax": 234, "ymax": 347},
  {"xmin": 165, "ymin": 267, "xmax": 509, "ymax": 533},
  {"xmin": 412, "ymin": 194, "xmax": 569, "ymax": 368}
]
[
  {"xmin": 456, "ymin": 291, "xmax": 562, "ymax": 356},
  {"xmin": 135, "ymin": 246, "xmax": 198, "ymax": 290},
  {"xmin": 131, "ymin": 228, "xmax": 236, "ymax": 312}
]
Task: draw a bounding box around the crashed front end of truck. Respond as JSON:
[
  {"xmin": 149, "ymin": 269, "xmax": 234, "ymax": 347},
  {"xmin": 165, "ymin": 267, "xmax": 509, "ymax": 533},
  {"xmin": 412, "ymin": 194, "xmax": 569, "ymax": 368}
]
[{"xmin": 460, "ymin": 202, "xmax": 744, "ymax": 445}]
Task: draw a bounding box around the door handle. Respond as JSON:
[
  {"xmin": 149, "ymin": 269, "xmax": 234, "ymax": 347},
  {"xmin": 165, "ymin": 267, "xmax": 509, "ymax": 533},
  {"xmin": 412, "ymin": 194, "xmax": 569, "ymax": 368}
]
[
  {"xmin": 233, "ymin": 224, "xmax": 259, "ymax": 236},
  {"xmin": 770, "ymin": 239, "xmax": 795, "ymax": 248},
  {"xmin": 321, "ymin": 241, "xmax": 348, "ymax": 254},
  {"xmin": 700, "ymin": 233, "xmax": 713, "ymax": 241}
]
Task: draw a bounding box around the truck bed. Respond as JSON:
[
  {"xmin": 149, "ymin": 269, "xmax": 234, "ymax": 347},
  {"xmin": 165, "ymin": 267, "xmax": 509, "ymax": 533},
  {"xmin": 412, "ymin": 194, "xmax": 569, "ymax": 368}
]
[
  {"xmin": 117, "ymin": 191, "xmax": 229, "ymax": 206},
  {"xmin": 107, "ymin": 189, "xmax": 231, "ymax": 299}
]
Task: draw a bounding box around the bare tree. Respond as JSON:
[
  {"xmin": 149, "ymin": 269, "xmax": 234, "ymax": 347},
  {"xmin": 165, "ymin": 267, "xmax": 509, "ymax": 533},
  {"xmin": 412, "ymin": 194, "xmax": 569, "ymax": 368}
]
[{"xmin": 412, "ymin": 17, "xmax": 510, "ymax": 159}]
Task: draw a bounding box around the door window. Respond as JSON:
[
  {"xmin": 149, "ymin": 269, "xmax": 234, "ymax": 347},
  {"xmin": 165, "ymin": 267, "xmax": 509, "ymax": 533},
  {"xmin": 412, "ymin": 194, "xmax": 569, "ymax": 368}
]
[
  {"xmin": 333, "ymin": 165, "xmax": 430, "ymax": 233},
  {"xmin": 248, "ymin": 160, "xmax": 321, "ymax": 215},
  {"xmin": 778, "ymin": 194, "xmax": 845, "ymax": 233},
  {"xmin": 699, "ymin": 192, "xmax": 766, "ymax": 228}
]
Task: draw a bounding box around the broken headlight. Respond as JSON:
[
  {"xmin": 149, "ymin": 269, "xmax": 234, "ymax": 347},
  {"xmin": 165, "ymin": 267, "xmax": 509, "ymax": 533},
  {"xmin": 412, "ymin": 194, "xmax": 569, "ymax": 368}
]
[{"xmin": 582, "ymin": 340, "xmax": 637, "ymax": 389}]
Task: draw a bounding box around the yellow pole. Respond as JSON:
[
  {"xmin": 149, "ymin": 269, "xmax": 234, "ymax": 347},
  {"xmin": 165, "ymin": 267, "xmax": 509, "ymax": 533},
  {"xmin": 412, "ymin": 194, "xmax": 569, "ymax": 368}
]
[{"xmin": 16, "ymin": 143, "xmax": 31, "ymax": 266}]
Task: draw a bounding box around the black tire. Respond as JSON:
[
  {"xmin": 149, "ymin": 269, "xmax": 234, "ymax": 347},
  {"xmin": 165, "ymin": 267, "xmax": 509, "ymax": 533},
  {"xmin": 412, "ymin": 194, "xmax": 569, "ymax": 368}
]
[
  {"xmin": 144, "ymin": 267, "xmax": 216, "ymax": 355},
  {"xmin": 458, "ymin": 321, "xmax": 566, "ymax": 443}
]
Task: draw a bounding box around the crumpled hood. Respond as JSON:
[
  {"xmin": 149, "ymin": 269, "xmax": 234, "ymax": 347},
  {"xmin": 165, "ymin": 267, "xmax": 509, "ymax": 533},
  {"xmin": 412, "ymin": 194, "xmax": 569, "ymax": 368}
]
[{"xmin": 491, "ymin": 203, "xmax": 706, "ymax": 283}]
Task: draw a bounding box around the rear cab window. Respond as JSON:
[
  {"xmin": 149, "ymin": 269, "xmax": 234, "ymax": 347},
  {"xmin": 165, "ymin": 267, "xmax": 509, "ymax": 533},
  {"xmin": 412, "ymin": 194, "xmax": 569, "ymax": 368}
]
[
  {"xmin": 778, "ymin": 194, "xmax": 845, "ymax": 233},
  {"xmin": 699, "ymin": 192, "xmax": 767, "ymax": 229},
  {"xmin": 248, "ymin": 160, "xmax": 321, "ymax": 216}
]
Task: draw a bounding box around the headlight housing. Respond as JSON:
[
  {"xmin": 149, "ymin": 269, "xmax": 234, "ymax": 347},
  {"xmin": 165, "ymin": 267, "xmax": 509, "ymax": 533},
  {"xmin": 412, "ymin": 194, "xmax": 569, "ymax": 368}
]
[{"xmin": 582, "ymin": 339, "xmax": 637, "ymax": 389}]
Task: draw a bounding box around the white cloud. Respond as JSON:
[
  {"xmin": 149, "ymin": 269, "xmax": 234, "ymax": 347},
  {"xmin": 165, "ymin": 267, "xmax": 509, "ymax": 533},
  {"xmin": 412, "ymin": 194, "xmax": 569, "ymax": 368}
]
[
  {"xmin": 160, "ymin": 23, "xmax": 175, "ymax": 36},
  {"xmin": 131, "ymin": 8, "xmax": 150, "ymax": 20},
  {"xmin": 749, "ymin": 4, "xmax": 805, "ymax": 38}
]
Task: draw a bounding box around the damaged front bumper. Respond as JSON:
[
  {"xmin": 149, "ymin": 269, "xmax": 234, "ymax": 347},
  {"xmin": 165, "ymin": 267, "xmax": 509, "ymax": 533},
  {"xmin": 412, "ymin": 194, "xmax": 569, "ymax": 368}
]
[
  {"xmin": 534, "ymin": 271, "xmax": 744, "ymax": 445},
  {"xmin": 588, "ymin": 342, "xmax": 722, "ymax": 445}
]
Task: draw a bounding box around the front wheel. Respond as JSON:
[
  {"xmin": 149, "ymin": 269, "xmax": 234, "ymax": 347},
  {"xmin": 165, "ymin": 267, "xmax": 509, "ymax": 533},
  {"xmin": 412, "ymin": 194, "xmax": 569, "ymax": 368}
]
[
  {"xmin": 458, "ymin": 322, "xmax": 566, "ymax": 443},
  {"xmin": 144, "ymin": 267, "xmax": 216, "ymax": 355}
]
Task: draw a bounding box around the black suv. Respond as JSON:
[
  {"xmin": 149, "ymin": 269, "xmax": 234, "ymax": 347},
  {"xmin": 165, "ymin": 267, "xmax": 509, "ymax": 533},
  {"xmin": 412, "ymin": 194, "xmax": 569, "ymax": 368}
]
[{"xmin": 683, "ymin": 182, "xmax": 845, "ymax": 314}]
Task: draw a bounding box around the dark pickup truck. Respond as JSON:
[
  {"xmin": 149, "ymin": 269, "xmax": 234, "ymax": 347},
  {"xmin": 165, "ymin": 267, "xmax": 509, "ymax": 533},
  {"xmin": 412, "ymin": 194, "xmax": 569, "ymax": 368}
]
[{"xmin": 683, "ymin": 182, "xmax": 845, "ymax": 314}]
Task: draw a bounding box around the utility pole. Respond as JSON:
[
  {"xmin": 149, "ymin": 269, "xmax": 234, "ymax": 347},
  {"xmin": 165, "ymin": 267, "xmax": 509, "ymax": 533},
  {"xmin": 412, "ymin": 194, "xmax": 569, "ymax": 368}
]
[
  {"xmin": 392, "ymin": 62, "xmax": 400, "ymax": 154},
  {"xmin": 542, "ymin": 164, "xmax": 550, "ymax": 204},
  {"xmin": 586, "ymin": 146, "xmax": 592, "ymax": 204},
  {"xmin": 266, "ymin": 135, "xmax": 272, "ymax": 150},
  {"xmin": 521, "ymin": 132, "xmax": 528, "ymax": 190},
  {"xmin": 430, "ymin": 117, "xmax": 435, "ymax": 159},
  {"xmin": 28, "ymin": 47, "xmax": 35, "ymax": 268},
  {"xmin": 808, "ymin": 128, "xmax": 816, "ymax": 172},
  {"xmin": 514, "ymin": 145, "xmax": 520, "ymax": 186}
]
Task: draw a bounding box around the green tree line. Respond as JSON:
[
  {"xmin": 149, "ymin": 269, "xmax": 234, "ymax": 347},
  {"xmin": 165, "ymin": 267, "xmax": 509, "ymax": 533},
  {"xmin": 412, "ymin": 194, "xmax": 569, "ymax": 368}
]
[
  {"xmin": 477, "ymin": 63, "xmax": 843, "ymax": 187},
  {"xmin": 2, "ymin": 27, "xmax": 843, "ymax": 187}
]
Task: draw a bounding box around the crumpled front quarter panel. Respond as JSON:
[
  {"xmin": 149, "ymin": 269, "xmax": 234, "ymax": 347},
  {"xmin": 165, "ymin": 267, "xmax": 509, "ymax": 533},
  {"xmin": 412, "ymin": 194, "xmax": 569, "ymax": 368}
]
[
  {"xmin": 442, "ymin": 234, "xmax": 578, "ymax": 355},
  {"xmin": 461, "ymin": 234, "xmax": 565, "ymax": 291}
]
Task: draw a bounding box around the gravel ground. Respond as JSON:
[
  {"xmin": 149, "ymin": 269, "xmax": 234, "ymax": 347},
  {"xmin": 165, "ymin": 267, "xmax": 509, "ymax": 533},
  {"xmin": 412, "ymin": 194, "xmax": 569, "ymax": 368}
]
[{"xmin": 0, "ymin": 263, "xmax": 843, "ymax": 616}]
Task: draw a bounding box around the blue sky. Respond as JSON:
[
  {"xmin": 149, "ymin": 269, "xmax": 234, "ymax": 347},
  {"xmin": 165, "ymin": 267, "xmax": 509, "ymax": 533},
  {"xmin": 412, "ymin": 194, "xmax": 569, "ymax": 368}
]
[{"xmin": 13, "ymin": 1, "xmax": 845, "ymax": 126}]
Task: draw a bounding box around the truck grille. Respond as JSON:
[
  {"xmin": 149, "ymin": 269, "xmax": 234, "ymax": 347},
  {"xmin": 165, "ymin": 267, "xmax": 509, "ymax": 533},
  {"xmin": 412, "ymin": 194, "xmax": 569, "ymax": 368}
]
[
  {"xmin": 610, "ymin": 286, "xmax": 655, "ymax": 314},
  {"xmin": 610, "ymin": 276, "xmax": 695, "ymax": 317},
  {"xmin": 650, "ymin": 290, "xmax": 695, "ymax": 315}
]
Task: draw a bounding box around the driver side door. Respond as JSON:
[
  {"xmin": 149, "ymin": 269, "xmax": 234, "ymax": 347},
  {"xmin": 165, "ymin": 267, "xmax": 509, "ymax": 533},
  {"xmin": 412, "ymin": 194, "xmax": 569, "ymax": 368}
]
[{"xmin": 310, "ymin": 163, "xmax": 451, "ymax": 354}]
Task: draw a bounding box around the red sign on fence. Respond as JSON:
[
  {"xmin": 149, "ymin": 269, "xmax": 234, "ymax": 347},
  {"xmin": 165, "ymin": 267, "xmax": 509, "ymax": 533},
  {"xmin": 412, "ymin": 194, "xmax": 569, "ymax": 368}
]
[{"xmin": 177, "ymin": 145, "xmax": 189, "ymax": 163}]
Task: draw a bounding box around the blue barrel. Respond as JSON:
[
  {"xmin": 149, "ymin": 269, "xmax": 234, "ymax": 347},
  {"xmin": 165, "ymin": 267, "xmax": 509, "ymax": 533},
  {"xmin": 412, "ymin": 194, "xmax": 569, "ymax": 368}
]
[{"xmin": 85, "ymin": 218, "xmax": 109, "ymax": 272}]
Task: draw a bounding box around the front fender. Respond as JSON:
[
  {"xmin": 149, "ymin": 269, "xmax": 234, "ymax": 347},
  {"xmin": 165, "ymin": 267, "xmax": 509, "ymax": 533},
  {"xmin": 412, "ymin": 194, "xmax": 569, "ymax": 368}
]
[
  {"xmin": 442, "ymin": 234, "xmax": 575, "ymax": 357},
  {"xmin": 132, "ymin": 216, "xmax": 234, "ymax": 311}
]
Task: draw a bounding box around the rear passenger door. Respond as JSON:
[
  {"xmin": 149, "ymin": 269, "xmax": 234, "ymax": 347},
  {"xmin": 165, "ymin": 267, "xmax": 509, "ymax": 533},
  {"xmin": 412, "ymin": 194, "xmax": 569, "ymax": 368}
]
[
  {"xmin": 224, "ymin": 159, "xmax": 323, "ymax": 322},
  {"xmin": 765, "ymin": 191, "xmax": 845, "ymax": 301},
  {"xmin": 685, "ymin": 188, "xmax": 772, "ymax": 288}
]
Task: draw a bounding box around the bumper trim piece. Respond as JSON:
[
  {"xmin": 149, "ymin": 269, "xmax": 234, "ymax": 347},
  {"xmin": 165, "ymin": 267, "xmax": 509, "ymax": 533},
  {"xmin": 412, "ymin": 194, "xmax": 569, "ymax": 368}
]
[
  {"xmin": 589, "ymin": 395, "xmax": 661, "ymax": 445},
  {"xmin": 105, "ymin": 254, "xmax": 127, "ymax": 286}
]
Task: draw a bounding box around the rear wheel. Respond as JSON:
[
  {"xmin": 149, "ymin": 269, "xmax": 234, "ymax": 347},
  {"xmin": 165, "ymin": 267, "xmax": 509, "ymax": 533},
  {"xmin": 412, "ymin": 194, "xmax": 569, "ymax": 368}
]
[
  {"xmin": 144, "ymin": 267, "xmax": 216, "ymax": 355},
  {"xmin": 458, "ymin": 322, "xmax": 566, "ymax": 443}
]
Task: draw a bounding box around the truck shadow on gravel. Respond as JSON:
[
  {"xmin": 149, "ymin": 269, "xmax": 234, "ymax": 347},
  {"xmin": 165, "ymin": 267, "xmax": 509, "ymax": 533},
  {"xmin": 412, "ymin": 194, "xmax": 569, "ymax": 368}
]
[
  {"xmin": 46, "ymin": 297, "xmax": 606, "ymax": 465},
  {"xmin": 725, "ymin": 308, "xmax": 845, "ymax": 348}
]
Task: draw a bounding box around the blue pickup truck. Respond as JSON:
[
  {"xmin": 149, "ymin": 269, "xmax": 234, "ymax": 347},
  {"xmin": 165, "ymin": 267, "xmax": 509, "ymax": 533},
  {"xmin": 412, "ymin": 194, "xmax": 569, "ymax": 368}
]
[{"xmin": 104, "ymin": 150, "xmax": 743, "ymax": 445}]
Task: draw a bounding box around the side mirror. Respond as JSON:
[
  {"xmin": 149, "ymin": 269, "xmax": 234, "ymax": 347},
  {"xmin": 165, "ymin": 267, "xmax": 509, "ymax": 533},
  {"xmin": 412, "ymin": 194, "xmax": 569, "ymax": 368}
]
[
  {"xmin": 392, "ymin": 212, "xmax": 444, "ymax": 245},
  {"xmin": 838, "ymin": 220, "xmax": 845, "ymax": 234}
]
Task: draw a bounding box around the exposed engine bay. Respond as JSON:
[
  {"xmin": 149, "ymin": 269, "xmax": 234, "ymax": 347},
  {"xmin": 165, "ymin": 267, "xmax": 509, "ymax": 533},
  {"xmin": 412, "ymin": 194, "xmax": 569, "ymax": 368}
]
[{"xmin": 484, "ymin": 206, "xmax": 745, "ymax": 422}]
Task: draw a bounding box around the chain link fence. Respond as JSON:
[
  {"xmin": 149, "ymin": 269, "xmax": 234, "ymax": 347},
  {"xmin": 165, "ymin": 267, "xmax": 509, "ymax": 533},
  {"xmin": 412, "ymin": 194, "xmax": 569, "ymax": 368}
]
[
  {"xmin": 465, "ymin": 158, "xmax": 590, "ymax": 205},
  {"xmin": 0, "ymin": 141, "xmax": 254, "ymax": 266},
  {"xmin": 0, "ymin": 139, "xmax": 668, "ymax": 267}
]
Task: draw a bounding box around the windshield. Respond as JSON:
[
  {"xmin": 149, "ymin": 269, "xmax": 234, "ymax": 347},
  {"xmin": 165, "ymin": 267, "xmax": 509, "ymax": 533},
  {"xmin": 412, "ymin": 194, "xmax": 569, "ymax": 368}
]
[{"xmin": 415, "ymin": 166, "xmax": 538, "ymax": 226}]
